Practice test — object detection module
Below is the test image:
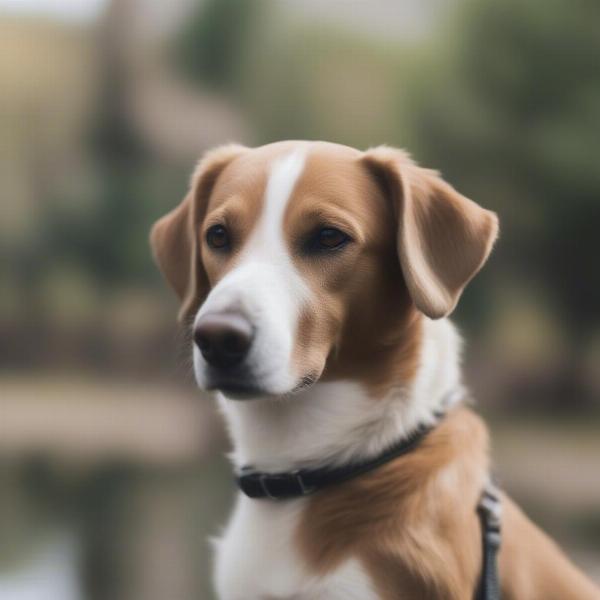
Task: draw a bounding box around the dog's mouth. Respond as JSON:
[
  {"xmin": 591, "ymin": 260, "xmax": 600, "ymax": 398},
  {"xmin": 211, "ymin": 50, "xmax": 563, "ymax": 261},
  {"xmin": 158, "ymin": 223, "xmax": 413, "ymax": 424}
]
[
  {"xmin": 204, "ymin": 366, "xmax": 262, "ymax": 399},
  {"xmin": 205, "ymin": 370, "xmax": 320, "ymax": 400}
]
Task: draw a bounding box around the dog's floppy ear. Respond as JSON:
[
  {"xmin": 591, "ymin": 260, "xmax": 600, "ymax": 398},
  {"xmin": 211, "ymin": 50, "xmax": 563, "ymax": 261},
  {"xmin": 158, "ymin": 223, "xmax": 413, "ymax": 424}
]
[
  {"xmin": 150, "ymin": 144, "xmax": 247, "ymax": 322},
  {"xmin": 362, "ymin": 146, "xmax": 499, "ymax": 319}
]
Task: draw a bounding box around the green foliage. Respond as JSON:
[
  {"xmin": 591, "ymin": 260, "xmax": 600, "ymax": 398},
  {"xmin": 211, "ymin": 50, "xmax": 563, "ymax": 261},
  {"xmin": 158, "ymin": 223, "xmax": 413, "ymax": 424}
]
[
  {"xmin": 174, "ymin": 0, "xmax": 265, "ymax": 93},
  {"xmin": 8, "ymin": 0, "xmax": 597, "ymax": 373},
  {"xmin": 170, "ymin": 0, "xmax": 600, "ymax": 343},
  {"xmin": 406, "ymin": 0, "xmax": 600, "ymax": 333},
  {"xmin": 43, "ymin": 41, "xmax": 187, "ymax": 290},
  {"xmin": 173, "ymin": 1, "xmax": 409, "ymax": 148}
]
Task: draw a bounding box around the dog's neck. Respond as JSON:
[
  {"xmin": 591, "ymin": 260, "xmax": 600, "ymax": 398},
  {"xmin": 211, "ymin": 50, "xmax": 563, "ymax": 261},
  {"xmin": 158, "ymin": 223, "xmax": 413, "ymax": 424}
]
[{"xmin": 217, "ymin": 318, "xmax": 464, "ymax": 473}]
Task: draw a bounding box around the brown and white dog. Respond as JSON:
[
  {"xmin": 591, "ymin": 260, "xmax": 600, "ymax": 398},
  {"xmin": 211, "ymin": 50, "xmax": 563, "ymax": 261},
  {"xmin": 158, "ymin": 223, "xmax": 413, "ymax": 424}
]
[{"xmin": 151, "ymin": 141, "xmax": 599, "ymax": 599}]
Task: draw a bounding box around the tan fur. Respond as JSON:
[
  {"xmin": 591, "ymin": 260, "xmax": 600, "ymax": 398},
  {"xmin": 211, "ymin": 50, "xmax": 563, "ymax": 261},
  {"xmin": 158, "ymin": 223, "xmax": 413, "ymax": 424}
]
[
  {"xmin": 151, "ymin": 141, "xmax": 494, "ymax": 390},
  {"xmin": 285, "ymin": 145, "xmax": 424, "ymax": 394},
  {"xmin": 297, "ymin": 408, "xmax": 487, "ymax": 599},
  {"xmin": 499, "ymin": 496, "xmax": 600, "ymax": 599},
  {"xmin": 298, "ymin": 406, "xmax": 600, "ymax": 599},
  {"xmin": 362, "ymin": 146, "xmax": 499, "ymax": 319},
  {"xmin": 150, "ymin": 143, "xmax": 248, "ymax": 321},
  {"xmin": 151, "ymin": 141, "xmax": 599, "ymax": 599}
]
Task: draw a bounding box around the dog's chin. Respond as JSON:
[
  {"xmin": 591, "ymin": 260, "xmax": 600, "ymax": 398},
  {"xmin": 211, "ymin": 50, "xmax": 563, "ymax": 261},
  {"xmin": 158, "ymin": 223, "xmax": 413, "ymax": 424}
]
[{"xmin": 218, "ymin": 382, "xmax": 273, "ymax": 400}]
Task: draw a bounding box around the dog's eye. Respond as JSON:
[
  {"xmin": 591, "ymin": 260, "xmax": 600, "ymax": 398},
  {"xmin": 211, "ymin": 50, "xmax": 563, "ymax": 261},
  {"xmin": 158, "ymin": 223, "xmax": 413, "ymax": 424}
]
[
  {"xmin": 206, "ymin": 225, "xmax": 230, "ymax": 250},
  {"xmin": 304, "ymin": 227, "xmax": 351, "ymax": 253},
  {"xmin": 318, "ymin": 228, "xmax": 349, "ymax": 249}
]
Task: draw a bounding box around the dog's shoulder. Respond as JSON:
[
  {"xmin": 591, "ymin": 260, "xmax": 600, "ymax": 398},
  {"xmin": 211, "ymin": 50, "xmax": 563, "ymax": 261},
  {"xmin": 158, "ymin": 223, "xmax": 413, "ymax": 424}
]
[{"xmin": 296, "ymin": 408, "xmax": 490, "ymax": 599}]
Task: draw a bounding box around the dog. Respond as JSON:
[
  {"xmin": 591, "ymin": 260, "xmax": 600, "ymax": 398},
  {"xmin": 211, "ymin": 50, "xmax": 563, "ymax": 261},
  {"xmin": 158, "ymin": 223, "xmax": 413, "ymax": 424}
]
[{"xmin": 151, "ymin": 141, "xmax": 599, "ymax": 599}]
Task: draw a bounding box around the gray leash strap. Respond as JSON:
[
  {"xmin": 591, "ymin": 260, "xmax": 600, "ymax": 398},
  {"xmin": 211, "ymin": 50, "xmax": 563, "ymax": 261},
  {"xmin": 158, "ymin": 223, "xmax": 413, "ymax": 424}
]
[{"xmin": 475, "ymin": 481, "xmax": 502, "ymax": 600}]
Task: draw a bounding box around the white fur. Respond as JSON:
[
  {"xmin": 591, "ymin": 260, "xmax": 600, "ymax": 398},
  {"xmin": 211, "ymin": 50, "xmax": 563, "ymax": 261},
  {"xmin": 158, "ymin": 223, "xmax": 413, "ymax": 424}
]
[
  {"xmin": 214, "ymin": 495, "xmax": 378, "ymax": 600},
  {"xmin": 193, "ymin": 149, "xmax": 310, "ymax": 394},
  {"xmin": 214, "ymin": 318, "xmax": 463, "ymax": 599},
  {"xmin": 194, "ymin": 146, "xmax": 466, "ymax": 599}
]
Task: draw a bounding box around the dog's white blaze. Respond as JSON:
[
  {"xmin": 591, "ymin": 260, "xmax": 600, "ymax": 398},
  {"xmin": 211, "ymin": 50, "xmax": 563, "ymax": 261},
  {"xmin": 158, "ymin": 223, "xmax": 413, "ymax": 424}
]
[
  {"xmin": 262, "ymin": 149, "xmax": 307, "ymax": 232},
  {"xmin": 193, "ymin": 150, "xmax": 309, "ymax": 394}
]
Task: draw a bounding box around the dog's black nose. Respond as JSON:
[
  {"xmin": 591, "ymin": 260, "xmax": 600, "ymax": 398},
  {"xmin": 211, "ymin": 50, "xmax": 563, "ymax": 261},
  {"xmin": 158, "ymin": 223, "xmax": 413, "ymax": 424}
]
[{"xmin": 194, "ymin": 313, "xmax": 253, "ymax": 369}]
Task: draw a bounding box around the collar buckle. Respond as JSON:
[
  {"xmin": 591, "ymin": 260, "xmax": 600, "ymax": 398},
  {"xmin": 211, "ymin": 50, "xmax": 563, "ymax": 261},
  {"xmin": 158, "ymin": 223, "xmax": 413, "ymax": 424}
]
[
  {"xmin": 292, "ymin": 470, "xmax": 315, "ymax": 496},
  {"xmin": 258, "ymin": 473, "xmax": 283, "ymax": 500},
  {"xmin": 258, "ymin": 470, "xmax": 315, "ymax": 500}
]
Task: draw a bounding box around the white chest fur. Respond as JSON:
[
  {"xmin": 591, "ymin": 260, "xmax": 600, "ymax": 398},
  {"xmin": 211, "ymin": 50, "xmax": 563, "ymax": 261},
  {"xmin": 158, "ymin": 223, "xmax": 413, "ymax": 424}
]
[
  {"xmin": 213, "ymin": 494, "xmax": 378, "ymax": 600},
  {"xmin": 212, "ymin": 318, "xmax": 462, "ymax": 599}
]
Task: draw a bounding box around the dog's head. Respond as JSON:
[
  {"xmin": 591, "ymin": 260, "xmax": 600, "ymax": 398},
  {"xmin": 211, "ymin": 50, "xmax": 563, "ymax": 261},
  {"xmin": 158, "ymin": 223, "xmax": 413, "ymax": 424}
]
[{"xmin": 151, "ymin": 141, "xmax": 498, "ymax": 398}]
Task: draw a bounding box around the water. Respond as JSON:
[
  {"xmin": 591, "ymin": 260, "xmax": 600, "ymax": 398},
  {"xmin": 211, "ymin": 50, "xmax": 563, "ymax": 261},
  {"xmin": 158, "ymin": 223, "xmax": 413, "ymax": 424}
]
[{"xmin": 0, "ymin": 531, "xmax": 82, "ymax": 600}]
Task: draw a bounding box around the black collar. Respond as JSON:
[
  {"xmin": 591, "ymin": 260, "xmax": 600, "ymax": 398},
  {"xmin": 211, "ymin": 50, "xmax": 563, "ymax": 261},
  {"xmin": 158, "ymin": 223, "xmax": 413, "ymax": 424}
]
[{"xmin": 236, "ymin": 418, "xmax": 438, "ymax": 500}]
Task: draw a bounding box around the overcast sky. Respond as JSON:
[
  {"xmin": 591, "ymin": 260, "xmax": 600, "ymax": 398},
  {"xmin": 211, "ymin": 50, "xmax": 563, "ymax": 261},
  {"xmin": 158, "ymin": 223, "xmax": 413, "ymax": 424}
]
[{"xmin": 0, "ymin": 0, "xmax": 108, "ymax": 22}]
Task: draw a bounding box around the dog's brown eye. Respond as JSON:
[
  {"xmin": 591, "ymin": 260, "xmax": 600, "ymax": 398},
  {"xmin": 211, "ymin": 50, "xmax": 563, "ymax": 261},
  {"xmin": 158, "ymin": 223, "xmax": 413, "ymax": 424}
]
[
  {"xmin": 317, "ymin": 228, "xmax": 349, "ymax": 249},
  {"xmin": 206, "ymin": 225, "xmax": 230, "ymax": 250},
  {"xmin": 302, "ymin": 227, "xmax": 351, "ymax": 254}
]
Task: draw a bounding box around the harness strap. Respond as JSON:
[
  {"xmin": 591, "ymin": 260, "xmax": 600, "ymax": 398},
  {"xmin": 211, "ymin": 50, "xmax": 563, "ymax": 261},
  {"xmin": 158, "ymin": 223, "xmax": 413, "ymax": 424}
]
[{"xmin": 475, "ymin": 482, "xmax": 502, "ymax": 600}]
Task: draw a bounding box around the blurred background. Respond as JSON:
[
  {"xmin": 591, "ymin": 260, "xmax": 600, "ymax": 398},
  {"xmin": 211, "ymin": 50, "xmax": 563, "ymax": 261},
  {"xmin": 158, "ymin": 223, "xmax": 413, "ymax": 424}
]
[{"xmin": 1, "ymin": 0, "xmax": 599, "ymax": 597}]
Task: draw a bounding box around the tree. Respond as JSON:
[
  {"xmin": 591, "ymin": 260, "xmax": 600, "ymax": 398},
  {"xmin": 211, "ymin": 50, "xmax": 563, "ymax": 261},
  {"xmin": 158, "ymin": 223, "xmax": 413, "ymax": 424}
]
[{"xmin": 408, "ymin": 0, "xmax": 600, "ymax": 404}]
